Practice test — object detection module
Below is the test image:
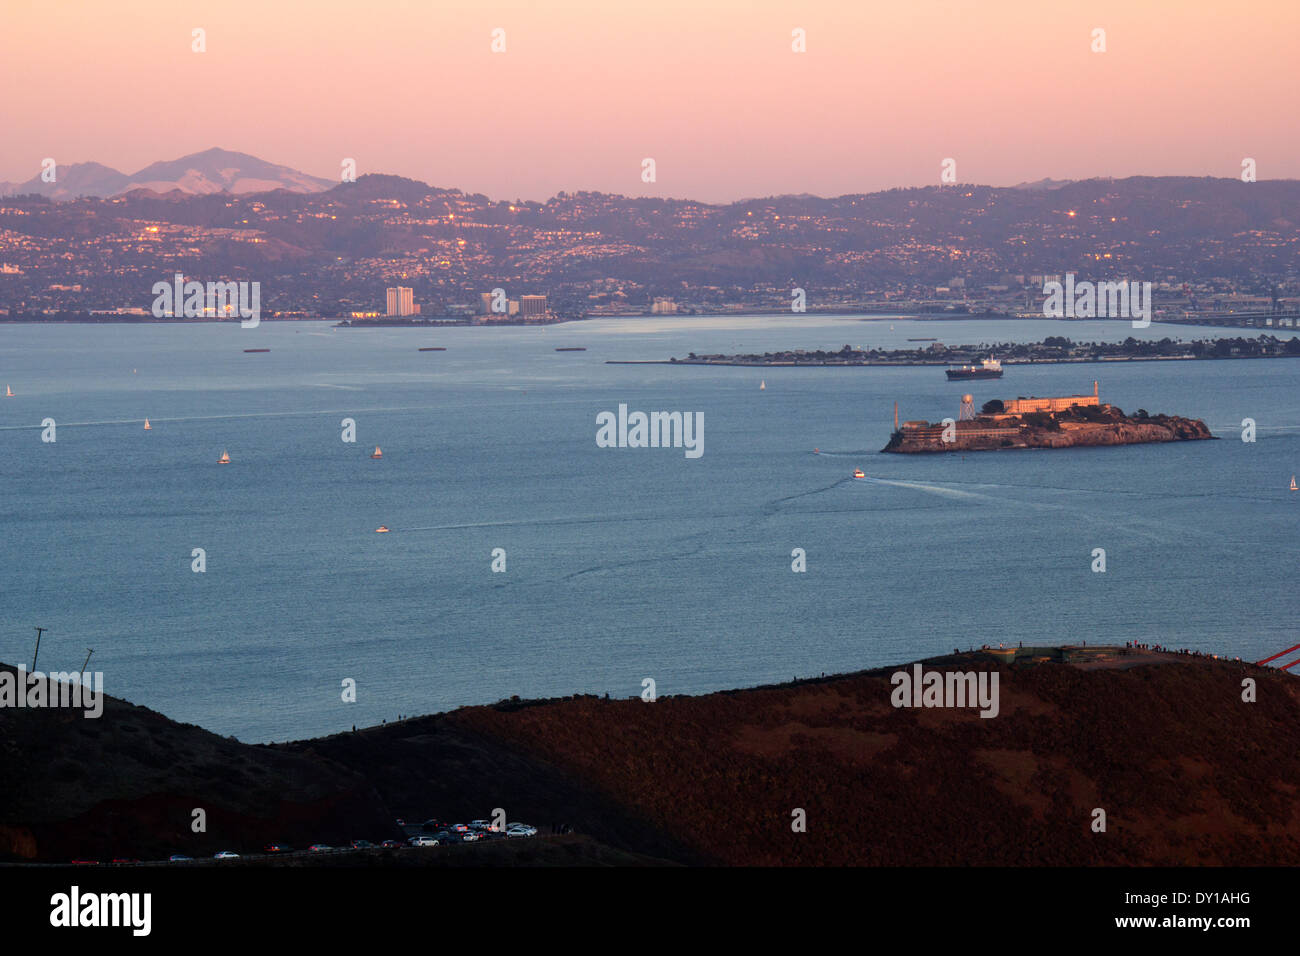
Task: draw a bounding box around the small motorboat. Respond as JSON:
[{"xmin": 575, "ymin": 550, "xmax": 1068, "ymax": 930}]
[
  {"xmin": 375, "ymin": 525, "xmax": 390, "ymax": 533},
  {"xmin": 143, "ymin": 418, "xmax": 152, "ymax": 430},
  {"xmin": 217, "ymin": 450, "xmax": 230, "ymax": 464},
  {"xmin": 852, "ymin": 468, "xmax": 866, "ymax": 479},
  {"xmin": 370, "ymin": 446, "xmax": 382, "ymax": 459}
]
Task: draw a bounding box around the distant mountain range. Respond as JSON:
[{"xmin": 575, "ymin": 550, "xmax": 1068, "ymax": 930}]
[
  {"xmin": 0, "ymin": 148, "xmax": 335, "ymax": 199},
  {"xmin": 3, "ymin": 167, "xmax": 1299, "ymax": 316}
]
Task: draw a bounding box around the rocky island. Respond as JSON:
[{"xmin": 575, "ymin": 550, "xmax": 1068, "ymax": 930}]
[{"xmin": 884, "ymin": 384, "xmax": 1214, "ymax": 453}]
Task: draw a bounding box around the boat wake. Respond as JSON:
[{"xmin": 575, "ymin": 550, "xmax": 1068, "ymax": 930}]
[
  {"xmin": 764, "ymin": 479, "xmax": 854, "ymax": 513},
  {"xmin": 392, "ymin": 513, "xmax": 678, "ymax": 534},
  {"xmin": 0, "ymin": 406, "xmax": 436, "ymax": 431},
  {"xmin": 854, "ymin": 476, "xmax": 992, "ymax": 501},
  {"xmin": 564, "ymin": 528, "xmax": 713, "ymax": 581}
]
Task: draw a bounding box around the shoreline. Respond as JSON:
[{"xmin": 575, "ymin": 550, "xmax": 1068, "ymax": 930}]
[{"xmin": 609, "ymin": 353, "xmax": 1299, "ymax": 367}]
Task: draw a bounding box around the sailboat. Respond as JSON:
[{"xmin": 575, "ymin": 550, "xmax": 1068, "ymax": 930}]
[
  {"xmin": 217, "ymin": 450, "xmax": 230, "ymax": 464},
  {"xmin": 4, "ymin": 385, "xmax": 12, "ymax": 397},
  {"xmin": 370, "ymin": 446, "xmax": 382, "ymax": 459},
  {"xmin": 1291, "ymin": 475, "xmax": 1297, "ymax": 492},
  {"xmin": 143, "ymin": 419, "xmax": 152, "ymax": 430},
  {"xmin": 760, "ymin": 380, "xmax": 766, "ymax": 390}
]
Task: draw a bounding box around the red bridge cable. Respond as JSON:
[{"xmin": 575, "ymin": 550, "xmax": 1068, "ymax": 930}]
[{"xmin": 1255, "ymin": 644, "xmax": 1300, "ymax": 666}]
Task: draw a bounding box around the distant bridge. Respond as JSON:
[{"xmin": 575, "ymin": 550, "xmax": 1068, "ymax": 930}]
[
  {"xmin": 1159, "ymin": 311, "xmax": 1300, "ymax": 329},
  {"xmin": 1256, "ymin": 644, "xmax": 1300, "ymax": 671}
]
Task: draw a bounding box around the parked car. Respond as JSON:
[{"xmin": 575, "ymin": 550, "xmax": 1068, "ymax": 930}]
[
  {"xmin": 506, "ymin": 823, "xmax": 538, "ymax": 838},
  {"xmin": 308, "ymin": 844, "xmax": 333, "ymax": 853},
  {"xmin": 410, "ymin": 835, "xmax": 440, "ymax": 847},
  {"xmin": 213, "ymin": 851, "xmax": 240, "ymax": 859},
  {"xmin": 168, "ymin": 854, "xmax": 192, "ymax": 862},
  {"xmin": 263, "ymin": 843, "xmax": 292, "ymax": 854},
  {"xmin": 350, "ymin": 840, "xmax": 376, "ymax": 850},
  {"xmin": 469, "ymin": 820, "xmax": 501, "ymax": 833},
  {"xmin": 380, "ymin": 840, "xmax": 403, "ymax": 849}
]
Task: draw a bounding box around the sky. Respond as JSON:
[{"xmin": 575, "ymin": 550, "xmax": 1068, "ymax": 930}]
[{"xmin": 1, "ymin": 0, "xmax": 1297, "ymax": 202}]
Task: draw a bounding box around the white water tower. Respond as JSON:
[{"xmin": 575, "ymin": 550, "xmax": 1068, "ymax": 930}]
[{"xmin": 959, "ymin": 393, "xmax": 975, "ymax": 421}]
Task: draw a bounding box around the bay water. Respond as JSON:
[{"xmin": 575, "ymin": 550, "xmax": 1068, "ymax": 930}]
[{"xmin": 1, "ymin": 315, "xmax": 1295, "ymax": 741}]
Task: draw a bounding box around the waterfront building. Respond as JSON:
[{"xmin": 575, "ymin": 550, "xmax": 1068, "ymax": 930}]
[
  {"xmin": 386, "ymin": 286, "xmax": 415, "ymax": 316},
  {"xmin": 520, "ymin": 294, "xmax": 548, "ymax": 317}
]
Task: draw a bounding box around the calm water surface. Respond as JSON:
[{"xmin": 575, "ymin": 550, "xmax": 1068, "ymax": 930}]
[{"xmin": 1, "ymin": 316, "xmax": 1296, "ymax": 741}]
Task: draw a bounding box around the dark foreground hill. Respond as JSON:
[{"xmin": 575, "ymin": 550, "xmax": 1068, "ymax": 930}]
[{"xmin": 3, "ymin": 651, "xmax": 1299, "ymax": 865}]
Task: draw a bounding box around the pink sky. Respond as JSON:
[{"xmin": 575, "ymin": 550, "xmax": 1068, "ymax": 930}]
[{"xmin": 2, "ymin": 0, "xmax": 1297, "ymax": 202}]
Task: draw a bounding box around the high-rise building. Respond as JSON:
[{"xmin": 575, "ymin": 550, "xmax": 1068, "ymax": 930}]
[
  {"xmin": 386, "ymin": 286, "xmax": 415, "ymax": 316},
  {"xmin": 652, "ymin": 297, "xmax": 677, "ymax": 314},
  {"xmin": 520, "ymin": 295, "xmax": 548, "ymax": 317},
  {"xmin": 480, "ymin": 292, "xmax": 495, "ymax": 315}
]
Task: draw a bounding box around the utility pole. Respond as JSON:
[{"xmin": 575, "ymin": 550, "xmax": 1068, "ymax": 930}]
[
  {"xmin": 31, "ymin": 626, "xmax": 46, "ymax": 671},
  {"xmin": 80, "ymin": 648, "xmax": 94, "ymax": 680}
]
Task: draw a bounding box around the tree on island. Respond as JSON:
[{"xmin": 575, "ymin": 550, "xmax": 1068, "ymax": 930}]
[{"xmin": 980, "ymin": 399, "xmax": 1004, "ymax": 415}]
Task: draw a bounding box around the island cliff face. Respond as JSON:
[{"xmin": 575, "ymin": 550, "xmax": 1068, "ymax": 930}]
[{"xmin": 883, "ymin": 405, "xmax": 1214, "ymax": 453}]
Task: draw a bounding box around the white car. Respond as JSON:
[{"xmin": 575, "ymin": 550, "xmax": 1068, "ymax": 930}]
[
  {"xmin": 213, "ymin": 851, "xmax": 240, "ymax": 859},
  {"xmin": 506, "ymin": 824, "xmax": 538, "ymax": 838},
  {"xmin": 411, "ymin": 836, "xmax": 440, "ymax": 847}
]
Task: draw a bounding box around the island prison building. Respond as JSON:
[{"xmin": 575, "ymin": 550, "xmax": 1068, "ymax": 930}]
[{"xmin": 1000, "ymin": 381, "xmax": 1100, "ymax": 415}]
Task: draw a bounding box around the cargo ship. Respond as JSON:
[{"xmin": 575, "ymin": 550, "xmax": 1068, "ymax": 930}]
[{"xmin": 946, "ymin": 357, "xmax": 1002, "ymax": 380}]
